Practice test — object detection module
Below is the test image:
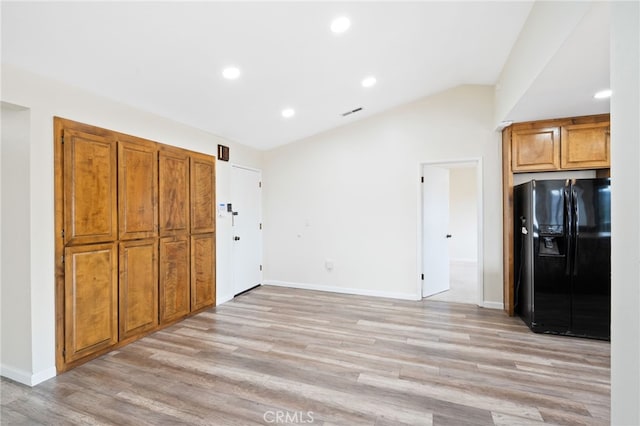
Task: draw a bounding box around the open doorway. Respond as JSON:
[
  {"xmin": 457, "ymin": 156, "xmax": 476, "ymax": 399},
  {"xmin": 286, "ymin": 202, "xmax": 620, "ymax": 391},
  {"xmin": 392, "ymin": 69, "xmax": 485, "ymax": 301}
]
[{"xmin": 421, "ymin": 160, "xmax": 482, "ymax": 305}]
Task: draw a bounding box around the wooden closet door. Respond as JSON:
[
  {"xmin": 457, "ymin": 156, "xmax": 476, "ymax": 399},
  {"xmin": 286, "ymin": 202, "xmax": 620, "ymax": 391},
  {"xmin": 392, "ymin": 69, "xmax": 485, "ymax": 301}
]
[
  {"xmin": 159, "ymin": 236, "xmax": 190, "ymax": 324},
  {"xmin": 191, "ymin": 233, "xmax": 215, "ymax": 311},
  {"xmin": 190, "ymin": 153, "xmax": 215, "ymax": 234},
  {"xmin": 159, "ymin": 147, "xmax": 190, "ymax": 236},
  {"xmin": 118, "ymin": 139, "xmax": 158, "ymax": 240},
  {"xmin": 64, "ymin": 242, "xmax": 118, "ymax": 363},
  {"xmin": 119, "ymin": 239, "xmax": 158, "ymax": 340},
  {"xmin": 63, "ymin": 129, "xmax": 117, "ymax": 245}
]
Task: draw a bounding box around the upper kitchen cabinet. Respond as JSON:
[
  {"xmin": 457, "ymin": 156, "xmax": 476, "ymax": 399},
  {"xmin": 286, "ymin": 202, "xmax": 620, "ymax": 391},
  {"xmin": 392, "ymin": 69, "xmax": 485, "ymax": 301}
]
[
  {"xmin": 159, "ymin": 146, "xmax": 190, "ymax": 236},
  {"xmin": 63, "ymin": 129, "xmax": 117, "ymax": 245},
  {"xmin": 561, "ymin": 122, "xmax": 610, "ymax": 170},
  {"xmin": 509, "ymin": 115, "xmax": 610, "ymax": 173},
  {"xmin": 190, "ymin": 152, "xmax": 216, "ymax": 234},
  {"xmin": 511, "ymin": 127, "xmax": 561, "ymax": 172},
  {"xmin": 118, "ymin": 136, "xmax": 158, "ymax": 240}
]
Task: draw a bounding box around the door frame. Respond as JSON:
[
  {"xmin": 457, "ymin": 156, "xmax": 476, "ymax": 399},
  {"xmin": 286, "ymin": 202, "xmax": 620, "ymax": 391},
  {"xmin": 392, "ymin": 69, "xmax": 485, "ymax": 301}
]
[
  {"xmin": 417, "ymin": 158, "xmax": 484, "ymax": 305},
  {"xmin": 230, "ymin": 164, "xmax": 263, "ymax": 296}
]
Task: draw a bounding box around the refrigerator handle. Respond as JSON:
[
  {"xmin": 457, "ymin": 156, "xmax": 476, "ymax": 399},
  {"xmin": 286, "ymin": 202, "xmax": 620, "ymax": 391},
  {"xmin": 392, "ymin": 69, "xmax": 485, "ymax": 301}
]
[
  {"xmin": 572, "ymin": 189, "xmax": 579, "ymax": 276},
  {"xmin": 564, "ymin": 187, "xmax": 572, "ymax": 276}
]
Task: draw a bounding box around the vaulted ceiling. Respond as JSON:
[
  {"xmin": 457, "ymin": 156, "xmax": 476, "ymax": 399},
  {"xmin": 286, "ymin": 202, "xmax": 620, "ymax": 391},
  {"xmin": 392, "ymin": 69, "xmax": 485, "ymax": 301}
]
[{"xmin": 1, "ymin": 2, "xmax": 610, "ymax": 150}]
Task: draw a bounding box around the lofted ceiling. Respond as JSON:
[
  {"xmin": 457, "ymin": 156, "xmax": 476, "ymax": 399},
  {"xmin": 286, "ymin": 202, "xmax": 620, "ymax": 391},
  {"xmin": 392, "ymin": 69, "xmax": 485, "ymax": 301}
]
[{"xmin": 1, "ymin": 2, "xmax": 610, "ymax": 150}]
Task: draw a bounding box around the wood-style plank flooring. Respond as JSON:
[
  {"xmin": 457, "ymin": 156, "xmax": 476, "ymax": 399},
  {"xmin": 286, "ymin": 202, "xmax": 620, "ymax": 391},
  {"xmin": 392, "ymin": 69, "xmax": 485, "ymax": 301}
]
[{"xmin": 1, "ymin": 286, "xmax": 610, "ymax": 425}]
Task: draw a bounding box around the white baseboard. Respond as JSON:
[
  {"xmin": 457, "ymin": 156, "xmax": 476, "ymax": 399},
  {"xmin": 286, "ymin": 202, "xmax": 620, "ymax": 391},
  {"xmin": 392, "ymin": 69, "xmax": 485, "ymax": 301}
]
[
  {"xmin": 31, "ymin": 367, "xmax": 56, "ymax": 385},
  {"xmin": 263, "ymin": 280, "xmax": 420, "ymax": 301},
  {"xmin": 216, "ymin": 293, "xmax": 234, "ymax": 306},
  {"xmin": 481, "ymin": 301, "xmax": 504, "ymax": 310},
  {"xmin": 1, "ymin": 364, "xmax": 56, "ymax": 386}
]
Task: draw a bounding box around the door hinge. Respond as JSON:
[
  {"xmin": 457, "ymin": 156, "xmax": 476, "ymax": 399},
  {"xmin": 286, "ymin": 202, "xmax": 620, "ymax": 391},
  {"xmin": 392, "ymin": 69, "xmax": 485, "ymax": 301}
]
[
  {"xmin": 421, "ymin": 177, "xmax": 424, "ymax": 183},
  {"xmin": 61, "ymin": 229, "xmax": 65, "ymax": 239},
  {"xmin": 260, "ymin": 265, "xmax": 263, "ymax": 271},
  {"xmin": 61, "ymin": 255, "xmax": 65, "ymax": 264},
  {"xmin": 259, "ymin": 181, "xmax": 262, "ymax": 188},
  {"xmin": 61, "ymin": 135, "xmax": 64, "ymax": 144},
  {"xmin": 421, "ymin": 273, "xmax": 424, "ymax": 280},
  {"xmin": 259, "ymin": 223, "xmax": 262, "ymax": 230}
]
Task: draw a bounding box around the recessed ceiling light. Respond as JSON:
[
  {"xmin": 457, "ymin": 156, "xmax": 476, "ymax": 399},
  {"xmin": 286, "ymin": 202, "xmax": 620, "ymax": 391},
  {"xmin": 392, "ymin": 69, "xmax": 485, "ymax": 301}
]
[
  {"xmin": 362, "ymin": 76, "xmax": 377, "ymax": 88},
  {"xmin": 330, "ymin": 16, "xmax": 351, "ymax": 34},
  {"xmin": 594, "ymin": 89, "xmax": 612, "ymax": 99},
  {"xmin": 282, "ymin": 108, "xmax": 295, "ymax": 118},
  {"xmin": 222, "ymin": 67, "xmax": 240, "ymax": 80}
]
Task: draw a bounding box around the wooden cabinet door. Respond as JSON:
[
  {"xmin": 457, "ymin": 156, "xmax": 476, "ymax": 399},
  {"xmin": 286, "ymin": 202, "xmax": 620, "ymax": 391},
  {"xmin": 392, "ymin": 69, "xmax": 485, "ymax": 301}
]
[
  {"xmin": 190, "ymin": 153, "xmax": 215, "ymax": 234},
  {"xmin": 64, "ymin": 243, "xmax": 118, "ymax": 363},
  {"xmin": 511, "ymin": 127, "xmax": 560, "ymax": 172},
  {"xmin": 159, "ymin": 236, "xmax": 190, "ymax": 324},
  {"xmin": 118, "ymin": 139, "xmax": 158, "ymax": 240},
  {"xmin": 159, "ymin": 147, "xmax": 190, "ymax": 236},
  {"xmin": 191, "ymin": 233, "xmax": 215, "ymax": 311},
  {"xmin": 63, "ymin": 129, "xmax": 117, "ymax": 245},
  {"xmin": 119, "ymin": 239, "xmax": 158, "ymax": 340},
  {"xmin": 561, "ymin": 122, "xmax": 610, "ymax": 169}
]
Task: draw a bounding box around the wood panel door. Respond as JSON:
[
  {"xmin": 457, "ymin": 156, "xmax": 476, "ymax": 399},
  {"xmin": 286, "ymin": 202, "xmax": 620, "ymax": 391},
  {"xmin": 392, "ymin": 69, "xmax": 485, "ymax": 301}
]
[
  {"xmin": 191, "ymin": 233, "xmax": 215, "ymax": 311},
  {"xmin": 63, "ymin": 129, "xmax": 117, "ymax": 245},
  {"xmin": 159, "ymin": 147, "xmax": 190, "ymax": 236},
  {"xmin": 118, "ymin": 139, "xmax": 158, "ymax": 240},
  {"xmin": 190, "ymin": 154, "xmax": 215, "ymax": 234},
  {"xmin": 159, "ymin": 236, "xmax": 190, "ymax": 324},
  {"xmin": 561, "ymin": 122, "xmax": 610, "ymax": 169},
  {"xmin": 511, "ymin": 127, "xmax": 560, "ymax": 172},
  {"xmin": 119, "ymin": 239, "xmax": 158, "ymax": 340},
  {"xmin": 64, "ymin": 243, "xmax": 118, "ymax": 363}
]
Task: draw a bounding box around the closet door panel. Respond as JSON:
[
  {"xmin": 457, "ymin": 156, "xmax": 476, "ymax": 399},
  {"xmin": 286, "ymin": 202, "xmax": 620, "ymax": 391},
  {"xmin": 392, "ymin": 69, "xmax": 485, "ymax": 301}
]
[
  {"xmin": 63, "ymin": 129, "xmax": 117, "ymax": 245},
  {"xmin": 159, "ymin": 147, "xmax": 190, "ymax": 236},
  {"xmin": 64, "ymin": 243, "xmax": 118, "ymax": 362},
  {"xmin": 119, "ymin": 239, "xmax": 158, "ymax": 340},
  {"xmin": 118, "ymin": 139, "xmax": 158, "ymax": 240},
  {"xmin": 160, "ymin": 236, "xmax": 190, "ymax": 324},
  {"xmin": 191, "ymin": 233, "xmax": 215, "ymax": 311},
  {"xmin": 190, "ymin": 154, "xmax": 215, "ymax": 234}
]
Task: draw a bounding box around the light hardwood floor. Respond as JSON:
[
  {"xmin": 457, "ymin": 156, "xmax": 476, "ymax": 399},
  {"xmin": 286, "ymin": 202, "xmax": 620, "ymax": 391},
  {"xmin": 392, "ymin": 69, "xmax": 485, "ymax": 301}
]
[{"xmin": 1, "ymin": 286, "xmax": 610, "ymax": 425}]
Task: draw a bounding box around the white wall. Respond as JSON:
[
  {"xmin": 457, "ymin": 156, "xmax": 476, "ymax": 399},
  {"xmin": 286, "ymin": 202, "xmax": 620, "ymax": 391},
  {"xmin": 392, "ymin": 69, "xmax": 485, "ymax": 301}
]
[
  {"xmin": 448, "ymin": 167, "xmax": 477, "ymax": 262},
  {"xmin": 0, "ymin": 64, "xmax": 263, "ymax": 385},
  {"xmin": 263, "ymin": 85, "xmax": 502, "ymax": 304},
  {"xmin": 610, "ymin": 1, "xmax": 640, "ymax": 424},
  {"xmin": 1, "ymin": 104, "xmax": 33, "ymax": 383},
  {"xmin": 494, "ymin": 1, "xmax": 591, "ymax": 125}
]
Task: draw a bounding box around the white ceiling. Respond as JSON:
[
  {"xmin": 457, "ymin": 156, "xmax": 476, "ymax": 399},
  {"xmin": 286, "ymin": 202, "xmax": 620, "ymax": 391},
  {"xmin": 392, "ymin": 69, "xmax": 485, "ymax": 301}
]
[{"xmin": 1, "ymin": 2, "xmax": 610, "ymax": 150}]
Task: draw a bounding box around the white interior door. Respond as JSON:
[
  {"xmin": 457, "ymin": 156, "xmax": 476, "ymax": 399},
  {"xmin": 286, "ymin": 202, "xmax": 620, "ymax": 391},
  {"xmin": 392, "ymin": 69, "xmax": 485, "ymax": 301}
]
[
  {"xmin": 231, "ymin": 166, "xmax": 262, "ymax": 295},
  {"xmin": 422, "ymin": 165, "xmax": 451, "ymax": 297}
]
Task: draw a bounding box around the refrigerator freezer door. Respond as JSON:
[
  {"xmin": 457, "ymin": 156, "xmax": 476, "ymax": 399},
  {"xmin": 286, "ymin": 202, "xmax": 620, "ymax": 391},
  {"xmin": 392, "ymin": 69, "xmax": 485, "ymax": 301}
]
[{"xmin": 531, "ymin": 180, "xmax": 571, "ymax": 334}]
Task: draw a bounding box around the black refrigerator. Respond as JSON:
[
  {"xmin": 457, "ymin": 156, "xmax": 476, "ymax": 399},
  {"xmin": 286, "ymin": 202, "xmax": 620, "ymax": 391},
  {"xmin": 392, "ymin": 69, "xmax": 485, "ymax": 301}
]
[{"xmin": 514, "ymin": 178, "xmax": 611, "ymax": 340}]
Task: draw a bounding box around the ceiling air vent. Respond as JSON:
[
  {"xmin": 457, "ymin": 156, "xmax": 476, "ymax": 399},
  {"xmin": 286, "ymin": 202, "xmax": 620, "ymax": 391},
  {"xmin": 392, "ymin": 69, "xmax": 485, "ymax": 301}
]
[{"xmin": 341, "ymin": 107, "xmax": 363, "ymax": 117}]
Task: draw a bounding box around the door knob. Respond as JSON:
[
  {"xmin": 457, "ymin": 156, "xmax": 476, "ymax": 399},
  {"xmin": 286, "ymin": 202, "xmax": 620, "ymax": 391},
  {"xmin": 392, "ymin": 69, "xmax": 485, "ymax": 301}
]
[
  {"xmin": 446, "ymin": 234, "xmax": 452, "ymax": 238},
  {"xmin": 234, "ymin": 236, "xmax": 240, "ymax": 241}
]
